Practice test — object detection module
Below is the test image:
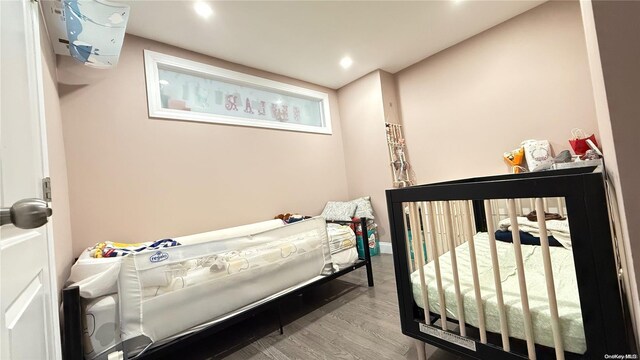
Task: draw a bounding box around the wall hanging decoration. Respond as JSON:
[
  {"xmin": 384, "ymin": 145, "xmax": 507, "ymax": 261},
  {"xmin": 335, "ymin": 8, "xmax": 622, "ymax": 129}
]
[
  {"xmin": 385, "ymin": 122, "xmax": 414, "ymax": 188},
  {"xmin": 144, "ymin": 50, "xmax": 332, "ymax": 134}
]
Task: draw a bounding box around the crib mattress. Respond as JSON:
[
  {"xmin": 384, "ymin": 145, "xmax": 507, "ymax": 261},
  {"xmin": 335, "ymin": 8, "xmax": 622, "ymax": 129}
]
[{"xmin": 410, "ymin": 232, "xmax": 586, "ymax": 354}]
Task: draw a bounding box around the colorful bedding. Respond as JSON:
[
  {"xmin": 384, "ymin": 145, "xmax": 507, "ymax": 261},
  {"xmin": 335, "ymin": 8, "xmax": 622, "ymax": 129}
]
[{"xmin": 90, "ymin": 239, "xmax": 180, "ymax": 258}]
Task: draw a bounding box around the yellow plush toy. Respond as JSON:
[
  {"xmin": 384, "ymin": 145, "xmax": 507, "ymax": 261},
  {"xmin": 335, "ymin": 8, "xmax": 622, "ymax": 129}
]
[{"xmin": 504, "ymin": 146, "xmax": 525, "ymax": 174}]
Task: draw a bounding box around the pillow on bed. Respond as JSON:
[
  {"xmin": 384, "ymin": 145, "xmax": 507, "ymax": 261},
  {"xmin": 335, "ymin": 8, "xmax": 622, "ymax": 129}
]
[
  {"xmin": 350, "ymin": 196, "xmax": 374, "ymax": 219},
  {"xmin": 321, "ymin": 201, "xmax": 357, "ymax": 221}
]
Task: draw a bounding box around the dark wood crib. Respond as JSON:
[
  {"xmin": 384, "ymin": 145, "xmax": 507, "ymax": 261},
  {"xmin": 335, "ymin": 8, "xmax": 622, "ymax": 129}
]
[{"xmin": 386, "ymin": 167, "xmax": 636, "ymax": 359}]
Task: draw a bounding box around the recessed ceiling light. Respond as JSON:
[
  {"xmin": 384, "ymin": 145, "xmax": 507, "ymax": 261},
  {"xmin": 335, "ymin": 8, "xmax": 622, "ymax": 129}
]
[
  {"xmin": 159, "ymin": 79, "xmax": 169, "ymax": 86},
  {"xmin": 340, "ymin": 56, "xmax": 353, "ymax": 69},
  {"xmin": 194, "ymin": 1, "xmax": 213, "ymax": 19}
]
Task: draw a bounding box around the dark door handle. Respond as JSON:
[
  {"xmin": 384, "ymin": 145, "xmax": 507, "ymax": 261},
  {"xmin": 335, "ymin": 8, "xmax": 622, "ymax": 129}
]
[{"xmin": 0, "ymin": 198, "xmax": 52, "ymax": 229}]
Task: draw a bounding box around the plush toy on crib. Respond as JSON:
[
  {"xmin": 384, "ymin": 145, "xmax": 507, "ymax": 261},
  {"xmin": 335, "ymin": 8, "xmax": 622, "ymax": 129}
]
[{"xmin": 503, "ymin": 146, "xmax": 525, "ymax": 174}]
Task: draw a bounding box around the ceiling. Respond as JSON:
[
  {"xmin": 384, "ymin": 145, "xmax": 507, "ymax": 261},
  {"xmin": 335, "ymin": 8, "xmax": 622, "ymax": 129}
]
[{"xmin": 124, "ymin": 0, "xmax": 545, "ymax": 89}]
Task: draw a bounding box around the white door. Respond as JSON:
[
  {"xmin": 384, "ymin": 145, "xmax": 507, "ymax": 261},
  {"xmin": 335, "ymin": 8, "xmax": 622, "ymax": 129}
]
[{"xmin": 1, "ymin": 0, "xmax": 62, "ymax": 359}]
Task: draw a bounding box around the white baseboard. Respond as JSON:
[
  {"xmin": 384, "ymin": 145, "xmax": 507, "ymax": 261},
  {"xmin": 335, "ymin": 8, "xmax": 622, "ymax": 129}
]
[{"xmin": 379, "ymin": 242, "xmax": 393, "ymax": 254}]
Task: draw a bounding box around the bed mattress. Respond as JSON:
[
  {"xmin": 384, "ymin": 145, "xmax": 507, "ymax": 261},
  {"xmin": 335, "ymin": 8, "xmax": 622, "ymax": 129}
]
[
  {"xmin": 410, "ymin": 232, "xmax": 585, "ymax": 354},
  {"xmin": 327, "ymin": 223, "xmax": 358, "ymax": 269},
  {"xmin": 326, "ymin": 223, "xmax": 357, "ymax": 254}
]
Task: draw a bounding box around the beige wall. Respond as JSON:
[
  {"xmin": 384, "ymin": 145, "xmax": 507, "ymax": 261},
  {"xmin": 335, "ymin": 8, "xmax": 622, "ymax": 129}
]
[
  {"xmin": 39, "ymin": 19, "xmax": 74, "ymax": 291},
  {"xmin": 380, "ymin": 71, "xmax": 402, "ymax": 126},
  {"xmin": 60, "ymin": 35, "xmax": 349, "ymax": 255},
  {"xmin": 581, "ymin": 0, "xmax": 640, "ymax": 342},
  {"xmin": 395, "ymin": 1, "xmax": 599, "ymax": 184},
  {"xmin": 337, "ymin": 71, "xmax": 393, "ymax": 242}
]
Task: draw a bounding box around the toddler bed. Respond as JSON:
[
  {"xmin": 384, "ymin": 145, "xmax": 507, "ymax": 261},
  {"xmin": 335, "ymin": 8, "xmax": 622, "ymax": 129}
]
[
  {"xmin": 63, "ymin": 217, "xmax": 374, "ymax": 360},
  {"xmin": 387, "ymin": 167, "xmax": 635, "ymax": 359}
]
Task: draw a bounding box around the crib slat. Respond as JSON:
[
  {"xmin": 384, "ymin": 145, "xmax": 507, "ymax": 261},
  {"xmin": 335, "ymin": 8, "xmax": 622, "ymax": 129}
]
[
  {"xmin": 516, "ymin": 198, "xmax": 523, "ymax": 216},
  {"xmin": 459, "ymin": 202, "xmax": 467, "ymax": 247},
  {"xmin": 404, "ymin": 204, "xmax": 415, "ymax": 273},
  {"xmin": 468, "ymin": 200, "xmax": 477, "ymax": 234},
  {"xmin": 557, "ymin": 197, "xmax": 565, "ymax": 217},
  {"xmin": 535, "ymin": 198, "xmax": 565, "ymax": 359},
  {"xmin": 483, "ymin": 200, "xmax": 510, "ymax": 351},
  {"xmin": 543, "ymin": 198, "xmax": 549, "ymax": 213},
  {"xmin": 441, "ymin": 202, "xmax": 448, "ymax": 253},
  {"xmin": 529, "ymin": 198, "xmax": 535, "ymax": 212},
  {"xmin": 491, "ymin": 199, "xmax": 500, "ymax": 230},
  {"xmin": 457, "ymin": 202, "xmax": 464, "ymax": 246},
  {"xmin": 420, "ymin": 201, "xmax": 436, "ymax": 263},
  {"xmin": 409, "ymin": 202, "xmax": 430, "ymax": 325},
  {"xmin": 451, "ymin": 202, "xmax": 459, "ymax": 246},
  {"xmin": 453, "ymin": 201, "xmax": 464, "ymax": 247},
  {"xmin": 463, "ymin": 201, "xmax": 487, "ymax": 344},
  {"xmin": 425, "ymin": 201, "xmax": 448, "ymax": 331},
  {"xmin": 507, "ymin": 199, "xmax": 536, "ymax": 360},
  {"xmin": 422, "ymin": 203, "xmax": 433, "ymax": 263},
  {"xmin": 443, "ymin": 201, "xmax": 466, "ymax": 336},
  {"xmin": 436, "ymin": 202, "xmax": 448, "ymax": 254}
]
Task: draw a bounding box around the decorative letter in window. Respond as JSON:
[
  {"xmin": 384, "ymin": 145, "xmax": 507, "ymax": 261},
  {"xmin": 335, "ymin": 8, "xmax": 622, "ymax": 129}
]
[{"xmin": 145, "ymin": 50, "xmax": 332, "ymax": 134}]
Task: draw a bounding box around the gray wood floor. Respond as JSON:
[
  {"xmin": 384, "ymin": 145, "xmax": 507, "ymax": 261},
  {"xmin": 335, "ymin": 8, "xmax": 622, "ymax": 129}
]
[{"xmin": 211, "ymin": 255, "xmax": 460, "ymax": 360}]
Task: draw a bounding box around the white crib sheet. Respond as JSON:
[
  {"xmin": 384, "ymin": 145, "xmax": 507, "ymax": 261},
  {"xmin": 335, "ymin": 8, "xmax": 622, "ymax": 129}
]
[{"xmin": 410, "ymin": 232, "xmax": 586, "ymax": 354}]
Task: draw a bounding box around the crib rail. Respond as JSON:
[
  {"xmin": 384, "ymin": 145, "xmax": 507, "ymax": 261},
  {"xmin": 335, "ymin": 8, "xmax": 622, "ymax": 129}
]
[{"xmin": 386, "ymin": 167, "xmax": 633, "ymax": 359}]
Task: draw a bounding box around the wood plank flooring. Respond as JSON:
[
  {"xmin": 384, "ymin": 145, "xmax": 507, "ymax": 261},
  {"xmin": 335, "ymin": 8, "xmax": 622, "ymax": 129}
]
[{"xmin": 168, "ymin": 255, "xmax": 460, "ymax": 360}]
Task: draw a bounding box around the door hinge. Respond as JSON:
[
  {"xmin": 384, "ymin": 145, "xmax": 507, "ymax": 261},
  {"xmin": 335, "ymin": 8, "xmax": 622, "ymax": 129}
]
[{"xmin": 42, "ymin": 177, "xmax": 52, "ymax": 202}]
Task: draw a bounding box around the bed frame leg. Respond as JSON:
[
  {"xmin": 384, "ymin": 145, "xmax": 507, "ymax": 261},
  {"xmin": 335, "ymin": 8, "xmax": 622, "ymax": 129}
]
[
  {"xmin": 361, "ymin": 218, "xmax": 375, "ymax": 287},
  {"xmin": 414, "ymin": 339, "xmax": 426, "ymax": 360},
  {"xmin": 366, "ymin": 265, "xmax": 374, "ymax": 287},
  {"xmin": 277, "ymin": 303, "xmax": 284, "ymax": 335},
  {"xmin": 62, "ymin": 286, "xmax": 83, "ymax": 360}
]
